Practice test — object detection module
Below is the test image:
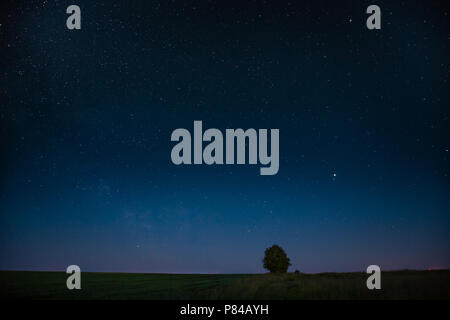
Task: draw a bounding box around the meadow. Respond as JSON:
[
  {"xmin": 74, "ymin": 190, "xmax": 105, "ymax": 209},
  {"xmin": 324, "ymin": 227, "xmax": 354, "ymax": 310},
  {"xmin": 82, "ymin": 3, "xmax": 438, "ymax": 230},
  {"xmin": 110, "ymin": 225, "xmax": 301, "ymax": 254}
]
[{"xmin": 1, "ymin": 270, "xmax": 449, "ymax": 300}]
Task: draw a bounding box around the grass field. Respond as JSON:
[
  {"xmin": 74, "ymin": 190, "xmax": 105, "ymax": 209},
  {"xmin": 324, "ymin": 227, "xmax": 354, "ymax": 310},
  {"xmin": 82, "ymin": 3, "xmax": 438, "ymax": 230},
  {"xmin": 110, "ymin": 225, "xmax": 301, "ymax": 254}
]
[{"xmin": 1, "ymin": 270, "xmax": 449, "ymax": 299}]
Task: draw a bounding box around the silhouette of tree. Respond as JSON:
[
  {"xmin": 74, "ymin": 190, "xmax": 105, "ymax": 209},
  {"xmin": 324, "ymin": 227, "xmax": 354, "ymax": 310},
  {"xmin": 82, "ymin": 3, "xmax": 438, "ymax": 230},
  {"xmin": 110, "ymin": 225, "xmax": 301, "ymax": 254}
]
[{"xmin": 262, "ymin": 244, "xmax": 291, "ymax": 273}]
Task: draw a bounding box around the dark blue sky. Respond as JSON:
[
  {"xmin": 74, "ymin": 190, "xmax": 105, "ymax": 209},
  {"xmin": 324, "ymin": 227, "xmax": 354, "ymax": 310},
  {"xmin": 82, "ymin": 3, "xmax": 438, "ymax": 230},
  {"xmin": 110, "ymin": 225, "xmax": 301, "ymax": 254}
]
[{"xmin": 0, "ymin": 0, "xmax": 449, "ymax": 273}]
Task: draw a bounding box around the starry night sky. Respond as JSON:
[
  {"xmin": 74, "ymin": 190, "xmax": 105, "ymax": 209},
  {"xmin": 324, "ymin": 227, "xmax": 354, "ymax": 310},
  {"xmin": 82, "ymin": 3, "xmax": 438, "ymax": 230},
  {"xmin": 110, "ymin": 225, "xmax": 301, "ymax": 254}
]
[{"xmin": 0, "ymin": 0, "xmax": 449, "ymax": 273}]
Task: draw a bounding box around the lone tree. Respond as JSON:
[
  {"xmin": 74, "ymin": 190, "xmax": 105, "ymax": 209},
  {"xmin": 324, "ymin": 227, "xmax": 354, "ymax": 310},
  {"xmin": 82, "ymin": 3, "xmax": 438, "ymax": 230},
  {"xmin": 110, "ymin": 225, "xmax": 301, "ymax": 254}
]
[{"xmin": 263, "ymin": 244, "xmax": 291, "ymax": 273}]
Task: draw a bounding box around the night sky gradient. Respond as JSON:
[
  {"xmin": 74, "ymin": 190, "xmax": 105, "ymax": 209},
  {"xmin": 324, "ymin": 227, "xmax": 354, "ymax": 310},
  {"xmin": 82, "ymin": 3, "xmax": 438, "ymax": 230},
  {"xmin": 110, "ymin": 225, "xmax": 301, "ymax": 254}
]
[{"xmin": 0, "ymin": 0, "xmax": 449, "ymax": 273}]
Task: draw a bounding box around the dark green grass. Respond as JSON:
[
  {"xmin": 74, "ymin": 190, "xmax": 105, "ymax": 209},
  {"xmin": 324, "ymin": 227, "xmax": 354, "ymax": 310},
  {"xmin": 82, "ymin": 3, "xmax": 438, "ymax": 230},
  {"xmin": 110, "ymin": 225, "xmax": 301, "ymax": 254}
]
[{"xmin": 1, "ymin": 270, "xmax": 449, "ymax": 299}]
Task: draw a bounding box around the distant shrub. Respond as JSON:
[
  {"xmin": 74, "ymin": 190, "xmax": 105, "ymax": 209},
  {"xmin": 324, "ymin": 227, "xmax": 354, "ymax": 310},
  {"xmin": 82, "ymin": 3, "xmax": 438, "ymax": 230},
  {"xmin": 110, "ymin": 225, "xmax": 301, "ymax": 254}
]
[
  {"xmin": 262, "ymin": 244, "xmax": 291, "ymax": 274},
  {"xmin": 294, "ymin": 269, "xmax": 300, "ymax": 274}
]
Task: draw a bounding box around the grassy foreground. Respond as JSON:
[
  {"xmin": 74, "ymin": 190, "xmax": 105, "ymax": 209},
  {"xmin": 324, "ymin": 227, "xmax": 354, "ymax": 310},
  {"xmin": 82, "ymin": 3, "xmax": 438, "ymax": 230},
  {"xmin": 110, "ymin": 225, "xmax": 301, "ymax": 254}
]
[{"xmin": 1, "ymin": 270, "xmax": 449, "ymax": 299}]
